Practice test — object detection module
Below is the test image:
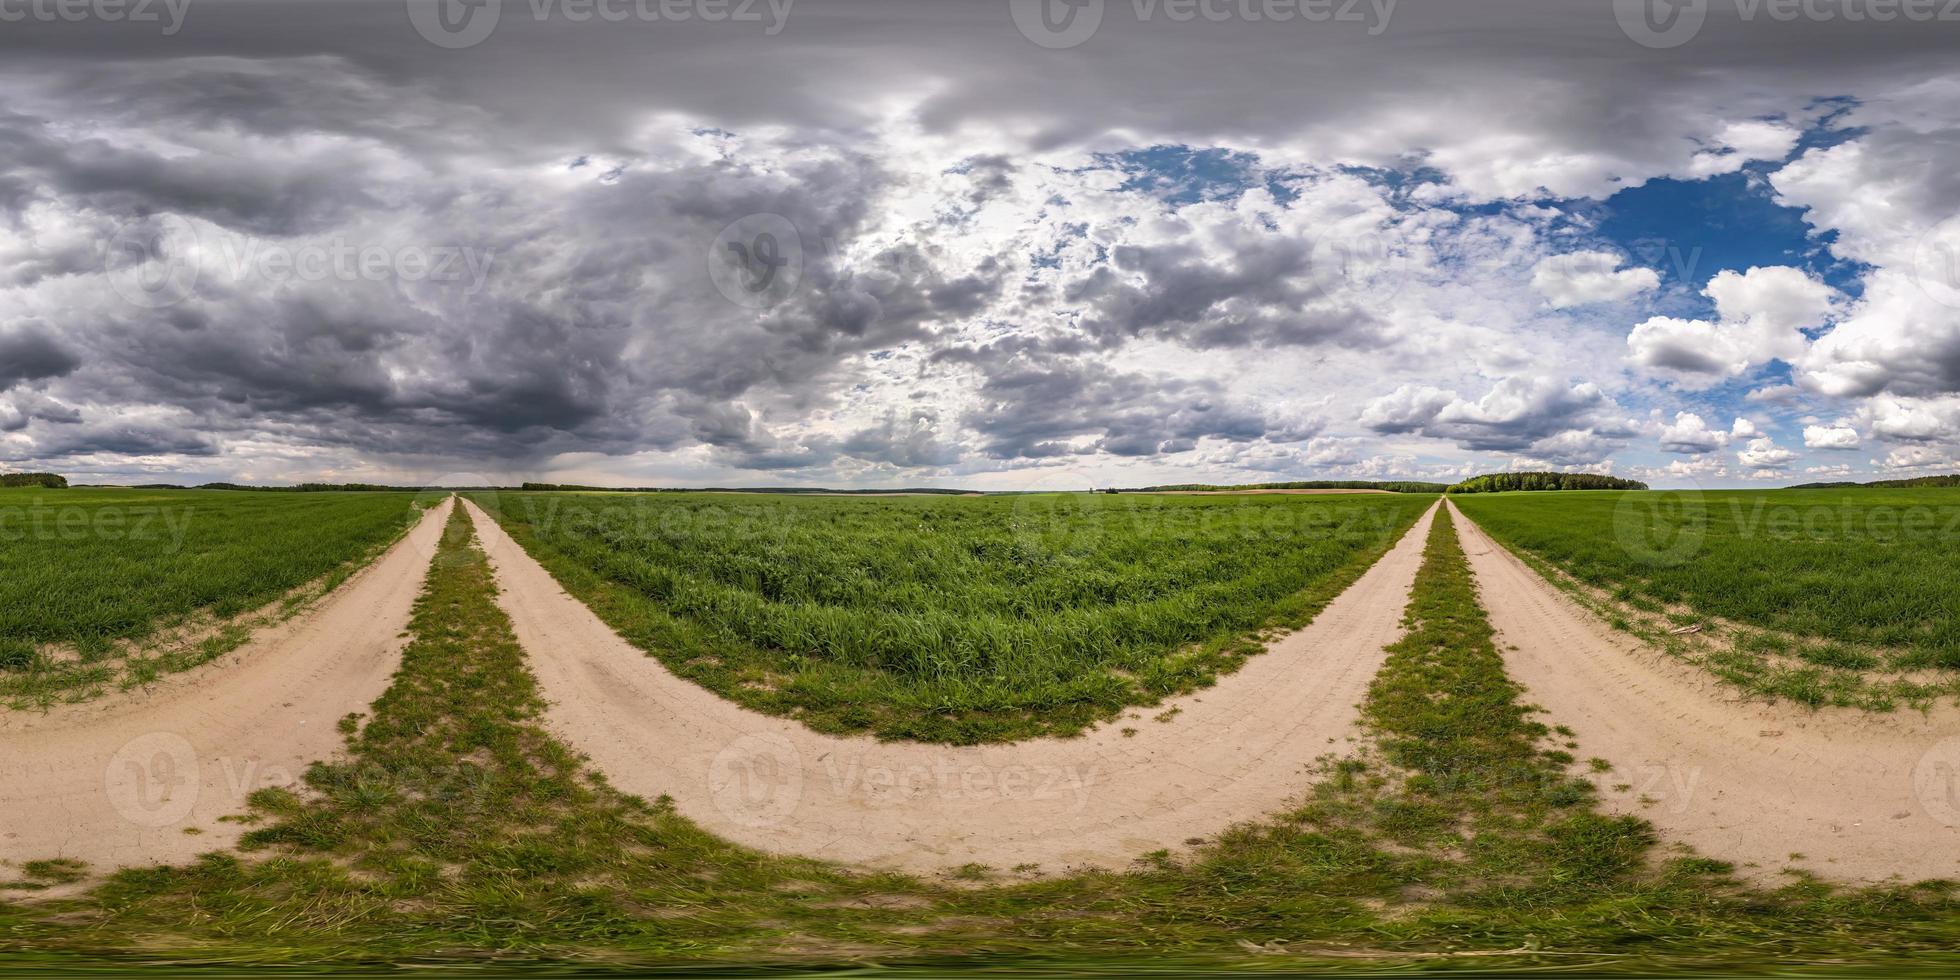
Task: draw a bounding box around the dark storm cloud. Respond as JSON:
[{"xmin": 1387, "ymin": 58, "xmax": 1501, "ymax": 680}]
[
  {"xmin": 950, "ymin": 155, "xmax": 1017, "ymax": 209},
  {"xmin": 0, "ymin": 96, "xmax": 395, "ymax": 237},
  {"xmin": 962, "ymin": 355, "xmax": 1286, "ymax": 460},
  {"xmin": 0, "ymin": 321, "xmax": 81, "ymax": 390},
  {"xmin": 0, "ymin": 64, "xmax": 959, "ymax": 469},
  {"xmin": 51, "ymin": 56, "xmax": 490, "ymax": 148},
  {"xmin": 1065, "ymin": 234, "xmax": 1387, "ymax": 350},
  {"xmin": 839, "ymin": 409, "xmax": 962, "ymax": 467},
  {"xmin": 7, "ymin": 419, "xmax": 219, "ymax": 460},
  {"xmin": 12, "ymin": 2, "xmax": 1951, "ymax": 203},
  {"xmin": 0, "ymin": 390, "xmax": 81, "ymax": 433},
  {"xmin": 2, "ymin": 1, "xmax": 1957, "ymax": 483}
]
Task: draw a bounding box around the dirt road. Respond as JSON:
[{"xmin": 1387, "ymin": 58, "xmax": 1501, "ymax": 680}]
[
  {"xmin": 464, "ymin": 498, "xmax": 1437, "ymax": 874},
  {"xmin": 0, "ymin": 498, "xmax": 451, "ymax": 875},
  {"xmin": 1451, "ymin": 501, "xmax": 1960, "ymax": 884}
]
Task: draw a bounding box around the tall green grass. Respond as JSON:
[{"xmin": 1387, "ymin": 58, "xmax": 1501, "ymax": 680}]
[
  {"xmin": 1454, "ymin": 488, "xmax": 1960, "ymax": 673},
  {"xmin": 17, "ymin": 497, "xmax": 1960, "ymax": 974},
  {"xmin": 470, "ymin": 490, "xmax": 1432, "ymax": 742},
  {"xmin": 0, "ymin": 488, "xmax": 424, "ymax": 699}
]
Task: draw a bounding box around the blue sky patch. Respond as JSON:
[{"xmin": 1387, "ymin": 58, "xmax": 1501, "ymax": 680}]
[{"xmin": 1097, "ymin": 145, "xmax": 1265, "ymax": 206}]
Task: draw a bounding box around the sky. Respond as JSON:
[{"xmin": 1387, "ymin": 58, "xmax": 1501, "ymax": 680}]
[{"xmin": 1, "ymin": 0, "xmax": 1958, "ymax": 490}]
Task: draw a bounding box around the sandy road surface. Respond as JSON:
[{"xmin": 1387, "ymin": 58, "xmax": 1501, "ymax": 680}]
[
  {"xmin": 465, "ymin": 499, "xmax": 1436, "ymax": 874},
  {"xmin": 1451, "ymin": 501, "xmax": 1960, "ymax": 884},
  {"xmin": 0, "ymin": 498, "xmax": 451, "ymax": 875}
]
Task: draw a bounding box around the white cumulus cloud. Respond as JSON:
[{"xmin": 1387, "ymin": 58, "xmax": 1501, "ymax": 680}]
[
  {"xmin": 1627, "ymin": 266, "xmax": 1838, "ymax": 388},
  {"xmin": 1529, "ymin": 251, "xmax": 1659, "ymax": 309},
  {"xmin": 1657, "ymin": 412, "xmax": 1729, "ymax": 454},
  {"xmin": 1802, "ymin": 423, "xmax": 1861, "ymax": 450},
  {"xmin": 1737, "ymin": 434, "xmax": 1798, "ymax": 470}
]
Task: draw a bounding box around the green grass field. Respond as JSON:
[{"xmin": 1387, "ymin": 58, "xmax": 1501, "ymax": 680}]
[
  {"xmin": 13, "ymin": 502, "xmax": 1960, "ymax": 974},
  {"xmin": 469, "ymin": 490, "xmax": 1433, "ymax": 742},
  {"xmin": 0, "ymin": 487, "xmax": 425, "ymax": 703},
  {"xmin": 1453, "ymin": 488, "xmax": 1960, "ymax": 707}
]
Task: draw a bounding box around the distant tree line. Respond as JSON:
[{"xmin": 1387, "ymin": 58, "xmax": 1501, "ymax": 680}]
[
  {"xmin": 1788, "ymin": 474, "xmax": 1960, "ymax": 490},
  {"xmin": 191, "ymin": 482, "xmax": 414, "ymax": 492},
  {"xmin": 1872, "ymin": 475, "xmax": 1960, "ymax": 488},
  {"xmin": 0, "ymin": 472, "xmax": 66, "ymax": 489},
  {"xmin": 1129, "ymin": 480, "xmax": 1449, "ymax": 493},
  {"xmin": 1445, "ymin": 472, "xmax": 1648, "ymax": 494}
]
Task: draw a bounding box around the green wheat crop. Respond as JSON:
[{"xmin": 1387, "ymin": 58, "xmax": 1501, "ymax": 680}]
[
  {"xmin": 0, "ymin": 487, "xmax": 426, "ymax": 697},
  {"xmin": 470, "ymin": 490, "xmax": 1433, "ymax": 742}
]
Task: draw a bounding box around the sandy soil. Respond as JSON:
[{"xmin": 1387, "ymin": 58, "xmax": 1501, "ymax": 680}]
[
  {"xmin": 1450, "ymin": 501, "xmax": 1960, "ymax": 885},
  {"xmin": 464, "ymin": 498, "xmax": 1437, "ymax": 875},
  {"xmin": 0, "ymin": 498, "xmax": 451, "ymax": 878}
]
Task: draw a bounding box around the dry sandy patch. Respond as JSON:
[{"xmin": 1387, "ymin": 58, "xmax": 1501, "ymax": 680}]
[
  {"xmin": 464, "ymin": 498, "xmax": 1437, "ymax": 875},
  {"xmin": 1450, "ymin": 501, "xmax": 1960, "ymax": 885}
]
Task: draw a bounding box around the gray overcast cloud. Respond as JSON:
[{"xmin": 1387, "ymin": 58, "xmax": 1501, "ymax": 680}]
[{"xmin": 2, "ymin": 0, "xmax": 1959, "ymax": 487}]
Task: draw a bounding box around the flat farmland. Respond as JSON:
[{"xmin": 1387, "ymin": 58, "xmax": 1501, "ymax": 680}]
[
  {"xmin": 1453, "ymin": 488, "xmax": 1960, "ymax": 706},
  {"xmin": 0, "ymin": 488, "xmax": 424, "ymax": 702},
  {"xmin": 470, "ymin": 490, "xmax": 1433, "ymax": 742}
]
